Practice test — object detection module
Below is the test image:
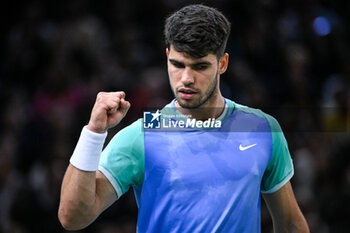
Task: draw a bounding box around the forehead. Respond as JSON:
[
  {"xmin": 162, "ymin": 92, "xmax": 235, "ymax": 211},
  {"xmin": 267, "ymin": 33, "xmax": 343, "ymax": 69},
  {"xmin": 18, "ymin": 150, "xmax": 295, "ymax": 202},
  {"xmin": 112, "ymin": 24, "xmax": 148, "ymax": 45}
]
[{"xmin": 168, "ymin": 45, "xmax": 217, "ymax": 63}]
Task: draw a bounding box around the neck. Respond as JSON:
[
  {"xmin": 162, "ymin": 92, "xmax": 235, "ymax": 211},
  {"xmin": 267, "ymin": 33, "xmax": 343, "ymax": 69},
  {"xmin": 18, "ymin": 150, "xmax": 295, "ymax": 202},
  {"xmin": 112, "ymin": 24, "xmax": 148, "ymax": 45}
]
[{"xmin": 175, "ymin": 92, "xmax": 225, "ymax": 120}]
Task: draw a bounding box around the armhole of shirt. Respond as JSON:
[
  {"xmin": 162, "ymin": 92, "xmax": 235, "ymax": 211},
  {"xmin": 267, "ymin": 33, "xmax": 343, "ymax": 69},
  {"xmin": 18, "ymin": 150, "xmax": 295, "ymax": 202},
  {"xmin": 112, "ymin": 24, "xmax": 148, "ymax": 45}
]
[
  {"xmin": 260, "ymin": 114, "xmax": 294, "ymax": 193},
  {"xmin": 260, "ymin": 171, "xmax": 294, "ymax": 194},
  {"xmin": 98, "ymin": 119, "xmax": 145, "ymax": 198},
  {"xmin": 99, "ymin": 165, "xmax": 124, "ymax": 198}
]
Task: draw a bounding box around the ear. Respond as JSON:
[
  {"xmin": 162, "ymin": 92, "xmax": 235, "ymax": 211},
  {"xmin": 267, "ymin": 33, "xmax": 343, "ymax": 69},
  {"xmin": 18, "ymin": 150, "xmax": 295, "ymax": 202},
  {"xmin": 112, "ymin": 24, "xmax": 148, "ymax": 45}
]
[
  {"xmin": 166, "ymin": 48, "xmax": 169, "ymax": 58},
  {"xmin": 219, "ymin": 53, "xmax": 229, "ymax": 75}
]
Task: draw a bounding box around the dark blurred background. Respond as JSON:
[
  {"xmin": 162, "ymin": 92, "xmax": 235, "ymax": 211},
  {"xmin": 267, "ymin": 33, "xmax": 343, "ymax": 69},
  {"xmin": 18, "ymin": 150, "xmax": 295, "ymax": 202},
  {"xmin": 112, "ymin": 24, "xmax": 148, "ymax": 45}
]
[{"xmin": 0, "ymin": 0, "xmax": 349, "ymax": 232}]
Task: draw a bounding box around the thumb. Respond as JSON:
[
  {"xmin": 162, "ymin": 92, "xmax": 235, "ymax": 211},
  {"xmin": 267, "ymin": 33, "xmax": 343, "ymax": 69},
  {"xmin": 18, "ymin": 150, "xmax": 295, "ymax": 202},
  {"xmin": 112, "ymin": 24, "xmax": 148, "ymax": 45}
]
[{"xmin": 119, "ymin": 99, "xmax": 131, "ymax": 115}]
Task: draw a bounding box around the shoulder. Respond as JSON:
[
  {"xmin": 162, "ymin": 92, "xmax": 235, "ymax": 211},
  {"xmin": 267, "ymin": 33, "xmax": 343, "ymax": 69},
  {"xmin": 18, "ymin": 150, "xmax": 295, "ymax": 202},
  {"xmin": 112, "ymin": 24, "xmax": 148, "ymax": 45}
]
[
  {"xmin": 105, "ymin": 119, "xmax": 144, "ymax": 154},
  {"xmin": 112, "ymin": 119, "xmax": 144, "ymax": 141},
  {"xmin": 226, "ymin": 99, "xmax": 282, "ymax": 132},
  {"xmin": 120, "ymin": 118, "xmax": 143, "ymax": 133}
]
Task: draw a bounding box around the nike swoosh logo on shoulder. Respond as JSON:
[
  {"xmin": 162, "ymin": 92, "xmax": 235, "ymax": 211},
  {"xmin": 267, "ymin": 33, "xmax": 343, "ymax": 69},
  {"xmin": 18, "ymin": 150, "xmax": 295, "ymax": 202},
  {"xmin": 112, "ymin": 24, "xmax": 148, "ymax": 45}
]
[{"xmin": 239, "ymin": 143, "xmax": 257, "ymax": 151}]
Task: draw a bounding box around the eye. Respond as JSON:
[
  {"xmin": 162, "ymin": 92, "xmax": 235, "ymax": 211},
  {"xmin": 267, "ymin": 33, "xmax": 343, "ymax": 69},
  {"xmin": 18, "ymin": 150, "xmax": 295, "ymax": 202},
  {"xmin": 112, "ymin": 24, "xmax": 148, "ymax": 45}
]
[
  {"xmin": 171, "ymin": 61, "xmax": 185, "ymax": 68},
  {"xmin": 193, "ymin": 64, "xmax": 209, "ymax": 70}
]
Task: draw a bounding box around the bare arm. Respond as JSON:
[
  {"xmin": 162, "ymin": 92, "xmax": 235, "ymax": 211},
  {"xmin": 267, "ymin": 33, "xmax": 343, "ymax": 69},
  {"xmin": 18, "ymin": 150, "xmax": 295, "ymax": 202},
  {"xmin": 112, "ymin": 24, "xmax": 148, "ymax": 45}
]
[
  {"xmin": 58, "ymin": 166, "xmax": 117, "ymax": 230},
  {"xmin": 262, "ymin": 181, "xmax": 310, "ymax": 233},
  {"xmin": 58, "ymin": 92, "xmax": 130, "ymax": 230}
]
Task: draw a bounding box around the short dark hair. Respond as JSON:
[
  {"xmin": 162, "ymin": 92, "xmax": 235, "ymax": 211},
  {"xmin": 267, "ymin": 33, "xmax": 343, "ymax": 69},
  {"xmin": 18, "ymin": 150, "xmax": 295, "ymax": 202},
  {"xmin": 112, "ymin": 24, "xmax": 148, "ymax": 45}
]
[{"xmin": 164, "ymin": 4, "xmax": 231, "ymax": 59}]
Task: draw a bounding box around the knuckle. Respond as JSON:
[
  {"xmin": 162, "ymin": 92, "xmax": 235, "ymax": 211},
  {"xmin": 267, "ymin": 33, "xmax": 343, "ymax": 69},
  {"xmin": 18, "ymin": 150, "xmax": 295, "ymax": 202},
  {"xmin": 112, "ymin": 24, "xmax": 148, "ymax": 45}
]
[
  {"xmin": 116, "ymin": 91, "xmax": 125, "ymax": 97},
  {"xmin": 97, "ymin": 91, "xmax": 105, "ymax": 97},
  {"xmin": 97, "ymin": 92, "xmax": 105, "ymax": 101}
]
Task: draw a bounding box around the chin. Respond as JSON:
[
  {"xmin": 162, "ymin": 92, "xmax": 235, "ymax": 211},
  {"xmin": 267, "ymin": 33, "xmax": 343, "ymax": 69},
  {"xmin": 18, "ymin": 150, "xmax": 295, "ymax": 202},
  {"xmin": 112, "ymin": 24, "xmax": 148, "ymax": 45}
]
[{"xmin": 177, "ymin": 99, "xmax": 203, "ymax": 109}]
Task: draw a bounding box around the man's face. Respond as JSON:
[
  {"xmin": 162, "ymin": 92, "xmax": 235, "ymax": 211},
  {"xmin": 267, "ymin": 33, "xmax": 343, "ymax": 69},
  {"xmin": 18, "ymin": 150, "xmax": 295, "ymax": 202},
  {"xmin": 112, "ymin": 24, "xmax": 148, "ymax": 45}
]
[{"xmin": 167, "ymin": 46, "xmax": 226, "ymax": 109}]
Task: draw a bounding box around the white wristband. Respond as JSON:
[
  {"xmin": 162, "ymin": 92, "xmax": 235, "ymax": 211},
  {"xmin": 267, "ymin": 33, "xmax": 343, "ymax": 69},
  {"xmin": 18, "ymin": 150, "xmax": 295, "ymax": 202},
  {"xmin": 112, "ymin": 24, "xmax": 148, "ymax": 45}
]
[{"xmin": 70, "ymin": 126, "xmax": 108, "ymax": 171}]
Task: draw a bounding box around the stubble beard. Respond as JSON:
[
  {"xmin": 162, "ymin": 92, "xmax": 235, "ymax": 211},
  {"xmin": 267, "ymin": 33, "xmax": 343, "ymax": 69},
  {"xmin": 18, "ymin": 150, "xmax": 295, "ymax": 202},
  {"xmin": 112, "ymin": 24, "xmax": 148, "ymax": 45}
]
[{"xmin": 175, "ymin": 72, "xmax": 218, "ymax": 109}]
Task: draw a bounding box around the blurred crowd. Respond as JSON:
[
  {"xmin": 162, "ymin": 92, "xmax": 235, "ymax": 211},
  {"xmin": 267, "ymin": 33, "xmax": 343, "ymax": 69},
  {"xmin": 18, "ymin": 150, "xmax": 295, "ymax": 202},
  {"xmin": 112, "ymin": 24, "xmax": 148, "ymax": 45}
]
[{"xmin": 0, "ymin": 0, "xmax": 349, "ymax": 232}]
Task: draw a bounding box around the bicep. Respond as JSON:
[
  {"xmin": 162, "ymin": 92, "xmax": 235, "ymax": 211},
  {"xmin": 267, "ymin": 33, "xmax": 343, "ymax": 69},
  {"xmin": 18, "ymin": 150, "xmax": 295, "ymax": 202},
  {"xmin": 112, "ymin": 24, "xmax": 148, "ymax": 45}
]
[
  {"xmin": 262, "ymin": 181, "xmax": 309, "ymax": 232},
  {"xmin": 94, "ymin": 171, "xmax": 118, "ymax": 215},
  {"xmin": 263, "ymin": 181, "xmax": 296, "ymax": 220}
]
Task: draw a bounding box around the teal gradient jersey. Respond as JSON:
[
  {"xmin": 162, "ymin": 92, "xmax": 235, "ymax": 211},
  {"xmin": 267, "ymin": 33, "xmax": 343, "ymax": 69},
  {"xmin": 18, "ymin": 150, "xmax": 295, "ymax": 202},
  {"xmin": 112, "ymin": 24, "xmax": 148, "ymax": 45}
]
[{"xmin": 98, "ymin": 99, "xmax": 294, "ymax": 233}]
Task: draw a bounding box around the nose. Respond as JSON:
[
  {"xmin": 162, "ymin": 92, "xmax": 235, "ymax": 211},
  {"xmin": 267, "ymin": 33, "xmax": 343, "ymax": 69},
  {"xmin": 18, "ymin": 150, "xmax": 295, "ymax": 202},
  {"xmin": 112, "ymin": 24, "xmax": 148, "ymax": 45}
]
[{"xmin": 181, "ymin": 67, "xmax": 194, "ymax": 86}]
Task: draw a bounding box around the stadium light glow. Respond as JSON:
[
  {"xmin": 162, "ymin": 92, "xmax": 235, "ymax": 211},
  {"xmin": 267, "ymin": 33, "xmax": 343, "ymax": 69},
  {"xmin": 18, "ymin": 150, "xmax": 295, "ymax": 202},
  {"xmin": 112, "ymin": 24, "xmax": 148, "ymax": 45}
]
[{"xmin": 313, "ymin": 16, "xmax": 331, "ymax": 36}]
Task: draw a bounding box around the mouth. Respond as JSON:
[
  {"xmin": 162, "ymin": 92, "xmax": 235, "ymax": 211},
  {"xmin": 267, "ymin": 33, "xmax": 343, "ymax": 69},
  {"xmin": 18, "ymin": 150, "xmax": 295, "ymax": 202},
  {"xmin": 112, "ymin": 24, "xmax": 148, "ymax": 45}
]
[{"xmin": 177, "ymin": 88, "xmax": 198, "ymax": 100}]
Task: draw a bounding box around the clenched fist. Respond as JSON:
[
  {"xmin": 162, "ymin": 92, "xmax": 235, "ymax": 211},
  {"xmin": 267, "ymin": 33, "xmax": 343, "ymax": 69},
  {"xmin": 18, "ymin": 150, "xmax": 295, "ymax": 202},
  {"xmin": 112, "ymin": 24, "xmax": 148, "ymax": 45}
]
[{"xmin": 87, "ymin": 92, "xmax": 131, "ymax": 133}]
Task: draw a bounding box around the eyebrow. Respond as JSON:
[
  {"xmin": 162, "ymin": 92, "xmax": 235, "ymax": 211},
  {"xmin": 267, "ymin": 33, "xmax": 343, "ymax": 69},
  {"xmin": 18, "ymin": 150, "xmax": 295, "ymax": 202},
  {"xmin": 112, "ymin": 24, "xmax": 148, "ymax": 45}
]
[{"xmin": 169, "ymin": 58, "xmax": 212, "ymax": 67}]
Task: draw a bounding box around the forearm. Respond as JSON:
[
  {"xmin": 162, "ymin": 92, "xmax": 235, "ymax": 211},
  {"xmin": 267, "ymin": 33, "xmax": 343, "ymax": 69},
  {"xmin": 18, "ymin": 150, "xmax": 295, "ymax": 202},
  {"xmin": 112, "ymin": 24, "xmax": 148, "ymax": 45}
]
[{"xmin": 58, "ymin": 164, "xmax": 99, "ymax": 230}]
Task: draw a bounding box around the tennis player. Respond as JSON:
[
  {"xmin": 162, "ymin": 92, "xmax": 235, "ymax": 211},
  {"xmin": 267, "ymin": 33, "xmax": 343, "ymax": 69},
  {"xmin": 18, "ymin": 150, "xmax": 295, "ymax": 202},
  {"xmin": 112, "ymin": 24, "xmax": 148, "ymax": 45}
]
[{"xmin": 58, "ymin": 4, "xmax": 309, "ymax": 233}]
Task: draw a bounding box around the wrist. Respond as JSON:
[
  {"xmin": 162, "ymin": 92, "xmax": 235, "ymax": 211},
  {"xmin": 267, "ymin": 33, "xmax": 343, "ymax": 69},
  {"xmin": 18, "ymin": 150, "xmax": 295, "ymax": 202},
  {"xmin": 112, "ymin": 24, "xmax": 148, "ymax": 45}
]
[
  {"xmin": 87, "ymin": 123, "xmax": 107, "ymax": 134},
  {"xmin": 70, "ymin": 126, "xmax": 108, "ymax": 171}
]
